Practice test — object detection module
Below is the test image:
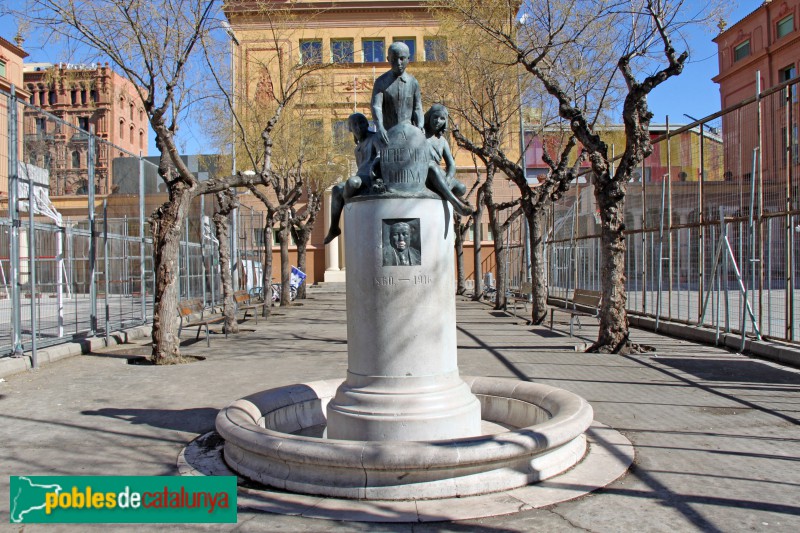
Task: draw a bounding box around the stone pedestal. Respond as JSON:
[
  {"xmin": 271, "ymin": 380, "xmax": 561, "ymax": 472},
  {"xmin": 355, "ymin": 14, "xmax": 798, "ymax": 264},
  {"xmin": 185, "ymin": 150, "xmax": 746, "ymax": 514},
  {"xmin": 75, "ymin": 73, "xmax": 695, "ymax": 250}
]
[{"xmin": 326, "ymin": 195, "xmax": 481, "ymax": 441}]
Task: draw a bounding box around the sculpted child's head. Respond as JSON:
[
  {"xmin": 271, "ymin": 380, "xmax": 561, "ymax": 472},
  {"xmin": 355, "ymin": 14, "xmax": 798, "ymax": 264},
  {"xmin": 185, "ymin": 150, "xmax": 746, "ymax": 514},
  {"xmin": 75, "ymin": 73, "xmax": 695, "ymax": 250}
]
[
  {"xmin": 347, "ymin": 113, "xmax": 370, "ymax": 141},
  {"xmin": 387, "ymin": 42, "xmax": 410, "ymax": 75},
  {"xmin": 424, "ymin": 104, "xmax": 448, "ymax": 137}
]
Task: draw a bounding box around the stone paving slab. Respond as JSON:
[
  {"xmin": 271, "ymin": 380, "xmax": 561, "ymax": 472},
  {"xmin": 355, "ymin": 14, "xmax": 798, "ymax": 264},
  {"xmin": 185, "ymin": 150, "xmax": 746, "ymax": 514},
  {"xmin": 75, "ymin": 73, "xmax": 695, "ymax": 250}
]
[{"xmin": 0, "ymin": 291, "xmax": 798, "ymax": 532}]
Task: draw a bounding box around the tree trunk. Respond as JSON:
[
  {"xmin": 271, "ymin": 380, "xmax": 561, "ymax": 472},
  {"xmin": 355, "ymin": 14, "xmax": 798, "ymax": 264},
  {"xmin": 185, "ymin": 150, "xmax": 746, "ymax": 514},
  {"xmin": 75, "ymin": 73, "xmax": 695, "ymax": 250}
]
[
  {"xmin": 455, "ymin": 219, "xmax": 467, "ymax": 295},
  {"xmin": 490, "ymin": 216, "xmax": 507, "ymax": 310},
  {"xmin": 261, "ymin": 223, "xmax": 274, "ymax": 317},
  {"xmin": 472, "ymin": 193, "xmax": 483, "ymax": 301},
  {"xmin": 213, "ymin": 192, "xmax": 238, "ymax": 334},
  {"xmin": 296, "ymin": 240, "xmax": 308, "ymax": 299},
  {"xmin": 588, "ymin": 178, "xmax": 630, "ymax": 353},
  {"xmin": 279, "ymin": 211, "xmax": 292, "ymax": 306},
  {"xmin": 530, "ymin": 207, "xmax": 548, "ymax": 325},
  {"xmin": 150, "ymin": 187, "xmax": 193, "ymax": 363}
]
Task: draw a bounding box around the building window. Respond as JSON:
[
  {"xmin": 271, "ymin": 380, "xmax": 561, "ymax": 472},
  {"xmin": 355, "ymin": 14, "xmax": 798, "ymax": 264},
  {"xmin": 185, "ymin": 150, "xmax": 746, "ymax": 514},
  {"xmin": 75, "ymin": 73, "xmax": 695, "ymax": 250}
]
[
  {"xmin": 81, "ymin": 89, "xmax": 87, "ymax": 104},
  {"xmin": 300, "ymin": 39, "xmax": 323, "ymax": 64},
  {"xmin": 424, "ymin": 38, "xmax": 447, "ymax": 62},
  {"xmin": 71, "ymin": 89, "xmax": 78, "ymax": 105},
  {"xmin": 90, "ymin": 90, "xmax": 98, "ymax": 103},
  {"xmin": 36, "ymin": 117, "xmax": 46, "ymax": 134},
  {"xmin": 780, "ymin": 65, "xmax": 797, "ymax": 102},
  {"xmin": 130, "ymin": 125, "xmax": 134, "ymax": 143},
  {"xmin": 139, "ymin": 130, "xmax": 145, "ymax": 150},
  {"xmin": 362, "ymin": 39, "xmax": 385, "ymax": 62},
  {"xmin": 119, "ymin": 120, "xmax": 124, "ymax": 139},
  {"xmin": 139, "ymin": 109, "xmax": 144, "ymax": 121},
  {"xmin": 331, "ymin": 39, "xmax": 354, "ymax": 63},
  {"xmin": 48, "ymin": 91, "xmax": 56, "ymax": 105},
  {"xmin": 78, "ymin": 116, "xmax": 89, "ymax": 131},
  {"xmin": 71, "ymin": 150, "xmax": 80, "ymax": 169},
  {"xmin": 778, "ymin": 14, "xmax": 794, "ymax": 39},
  {"xmin": 733, "ymin": 40, "xmax": 750, "ymax": 62},
  {"xmin": 332, "ymin": 120, "xmax": 349, "ymax": 147},
  {"xmin": 393, "ymin": 38, "xmax": 416, "ymax": 61},
  {"xmin": 129, "ymin": 103, "xmax": 134, "ymax": 120},
  {"xmin": 0, "ymin": 61, "xmax": 6, "ymax": 78}
]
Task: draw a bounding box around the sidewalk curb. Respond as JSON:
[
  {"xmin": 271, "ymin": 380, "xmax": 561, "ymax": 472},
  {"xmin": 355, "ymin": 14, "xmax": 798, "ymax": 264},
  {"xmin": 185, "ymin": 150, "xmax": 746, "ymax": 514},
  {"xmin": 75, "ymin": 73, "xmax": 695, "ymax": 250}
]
[
  {"xmin": 0, "ymin": 325, "xmax": 152, "ymax": 380},
  {"xmin": 628, "ymin": 315, "xmax": 800, "ymax": 367}
]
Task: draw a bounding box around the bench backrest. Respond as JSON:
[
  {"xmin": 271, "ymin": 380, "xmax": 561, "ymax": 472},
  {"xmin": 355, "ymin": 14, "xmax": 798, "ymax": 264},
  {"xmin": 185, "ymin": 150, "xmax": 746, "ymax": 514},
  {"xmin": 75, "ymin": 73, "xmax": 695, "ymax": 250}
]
[
  {"xmin": 178, "ymin": 299, "xmax": 204, "ymax": 318},
  {"xmin": 519, "ymin": 281, "xmax": 532, "ymax": 295},
  {"xmin": 572, "ymin": 289, "xmax": 601, "ymax": 307},
  {"xmin": 233, "ymin": 290, "xmax": 250, "ymax": 305}
]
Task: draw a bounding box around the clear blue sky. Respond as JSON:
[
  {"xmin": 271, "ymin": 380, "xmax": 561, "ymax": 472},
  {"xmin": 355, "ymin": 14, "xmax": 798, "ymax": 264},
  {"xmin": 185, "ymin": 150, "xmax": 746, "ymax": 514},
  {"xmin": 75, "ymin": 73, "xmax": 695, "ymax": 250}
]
[
  {"xmin": 647, "ymin": 1, "xmax": 760, "ymax": 124},
  {"xmin": 0, "ymin": 1, "xmax": 762, "ymax": 154}
]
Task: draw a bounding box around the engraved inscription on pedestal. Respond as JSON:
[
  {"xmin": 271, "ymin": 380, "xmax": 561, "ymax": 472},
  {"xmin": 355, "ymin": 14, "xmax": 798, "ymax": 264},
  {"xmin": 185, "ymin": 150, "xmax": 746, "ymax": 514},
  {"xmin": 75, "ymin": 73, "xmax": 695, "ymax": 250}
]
[{"xmin": 382, "ymin": 218, "xmax": 421, "ymax": 266}]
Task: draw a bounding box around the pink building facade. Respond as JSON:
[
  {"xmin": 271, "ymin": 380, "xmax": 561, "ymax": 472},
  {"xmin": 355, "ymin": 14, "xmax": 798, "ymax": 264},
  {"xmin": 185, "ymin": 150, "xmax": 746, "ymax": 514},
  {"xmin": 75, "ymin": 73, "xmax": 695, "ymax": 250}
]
[
  {"xmin": 713, "ymin": 1, "xmax": 799, "ymax": 192},
  {"xmin": 714, "ymin": 0, "xmax": 800, "ymax": 108}
]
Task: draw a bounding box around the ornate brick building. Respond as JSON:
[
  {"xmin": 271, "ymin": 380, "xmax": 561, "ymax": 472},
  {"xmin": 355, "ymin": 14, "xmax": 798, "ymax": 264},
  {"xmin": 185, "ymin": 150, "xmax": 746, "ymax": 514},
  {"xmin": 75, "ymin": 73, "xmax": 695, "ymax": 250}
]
[{"xmin": 23, "ymin": 62, "xmax": 149, "ymax": 195}]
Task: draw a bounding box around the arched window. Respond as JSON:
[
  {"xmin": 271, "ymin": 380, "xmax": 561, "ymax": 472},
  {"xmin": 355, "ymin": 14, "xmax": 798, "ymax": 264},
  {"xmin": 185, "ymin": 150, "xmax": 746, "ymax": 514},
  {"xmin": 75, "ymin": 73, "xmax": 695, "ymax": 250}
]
[
  {"xmin": 130, "ymin": 125, "xmax": 134, "ymax": 144},
  {"xmin": 119, "ymin": 96, "xmax": 125, "ymax": 109},
  {"xmin": 139, "ymin": 130, "xmax": 145, "ymax": 150},
  {"xmin": 129, "ymin": 103, "xmax": 134, "ymax": 120},
  {"xmin": 71, "ymin": 150, "xmax": 80, "ymax": 169},
  {"xmin": 119, "ymin": 120, "xmax": 124, "ymax": 139}
]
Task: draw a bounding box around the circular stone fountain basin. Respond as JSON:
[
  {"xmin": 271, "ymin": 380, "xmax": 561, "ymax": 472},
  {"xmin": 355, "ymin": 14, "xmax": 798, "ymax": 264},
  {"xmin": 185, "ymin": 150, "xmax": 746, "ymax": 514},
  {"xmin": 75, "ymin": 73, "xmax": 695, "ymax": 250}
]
[{"xmin": 215, "ymin": 376, "xmax": 593, "ymax": 500}]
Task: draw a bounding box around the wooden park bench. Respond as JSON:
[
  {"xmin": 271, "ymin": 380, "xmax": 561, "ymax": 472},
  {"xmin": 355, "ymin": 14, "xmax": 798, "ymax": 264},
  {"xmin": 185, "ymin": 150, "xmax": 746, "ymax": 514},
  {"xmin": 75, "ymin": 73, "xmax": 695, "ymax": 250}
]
[
  {"xmin": 233, "ymin": 290, "xmax": 268, "ymax": 324},
  {"xmin": 550, "ymin": 289, "xmax": 602, "ymax": 337},
  {"xmin": 178, "ymin": 299, "xmax": 227, "ymax": 347},
  {"xmin": 510, "ymin": 281, "xmax": 533, "ymax": 318}
]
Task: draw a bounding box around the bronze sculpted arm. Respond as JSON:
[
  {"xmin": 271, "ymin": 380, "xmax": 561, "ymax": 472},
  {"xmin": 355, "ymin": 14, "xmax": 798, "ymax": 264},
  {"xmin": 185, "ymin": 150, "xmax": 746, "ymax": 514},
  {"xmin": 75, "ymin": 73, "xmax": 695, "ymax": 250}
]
[
  {"xmin": 371, "ymin": 85, "xmax": 389, "ymax": 145},
  {"xmin": 412, "ymin": 80, "xmax": 424, "ymax": 130}
]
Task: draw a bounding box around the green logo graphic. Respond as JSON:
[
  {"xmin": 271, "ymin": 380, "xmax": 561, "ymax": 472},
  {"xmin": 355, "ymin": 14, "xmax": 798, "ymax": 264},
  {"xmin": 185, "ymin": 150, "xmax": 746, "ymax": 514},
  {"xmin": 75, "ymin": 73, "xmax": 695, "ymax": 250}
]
[{"xmin": 9, "ymin": 476, "xmax": 237, "ymax": 523}]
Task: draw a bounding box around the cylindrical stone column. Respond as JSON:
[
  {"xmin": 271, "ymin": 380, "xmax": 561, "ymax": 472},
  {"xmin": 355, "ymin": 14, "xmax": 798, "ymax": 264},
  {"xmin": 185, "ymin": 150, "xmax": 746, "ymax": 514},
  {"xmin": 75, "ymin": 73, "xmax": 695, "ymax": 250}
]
[{"xmin": 326, "ymin": 195, "xmax": 481, "ymax": 441}]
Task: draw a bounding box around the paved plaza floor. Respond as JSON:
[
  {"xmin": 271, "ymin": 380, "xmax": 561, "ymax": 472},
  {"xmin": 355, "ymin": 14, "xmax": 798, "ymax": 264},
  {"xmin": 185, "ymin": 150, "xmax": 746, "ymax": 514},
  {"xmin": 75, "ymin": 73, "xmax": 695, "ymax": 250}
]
[{"xmin": 1, "ymin": 288, "xmax": 799, "ymax": 532}]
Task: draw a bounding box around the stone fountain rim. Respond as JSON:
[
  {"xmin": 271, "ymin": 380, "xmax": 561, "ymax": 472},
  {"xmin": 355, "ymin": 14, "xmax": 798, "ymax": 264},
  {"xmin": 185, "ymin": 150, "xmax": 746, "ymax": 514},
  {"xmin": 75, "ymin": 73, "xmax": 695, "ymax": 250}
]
[{"xmin": 216, "ymin": 375, "xmax": 594, "ymax": 469}]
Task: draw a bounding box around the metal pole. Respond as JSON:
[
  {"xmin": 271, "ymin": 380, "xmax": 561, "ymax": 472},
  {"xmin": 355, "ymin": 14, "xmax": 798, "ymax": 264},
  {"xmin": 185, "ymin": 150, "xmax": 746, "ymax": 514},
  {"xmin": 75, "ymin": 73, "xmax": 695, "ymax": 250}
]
[
  {"xmin": 656, "ymin": 176, "xmax": 667, "ymax": 329},
  {"xmin": 517, "ymin": 70, "xmax": 531, "ymax": 285},
  {"xmin": 641, "ymin": 159, "xmax": 647, "ymax": 313},
  {"xmin": 229, "ymin": 28, "xmax": 240, "ymax": 293},
  {"xmin": 201, "ymin": 195, "xmax": 207, "ymax": 306},
  {"xmin": 767, "ymin": 219, "xmax": 772, "ymax": 337},
  {"xmin": 56, "ymin": 225, "xmax": 64, "ymax": 338},
  {"xmin": 666, "ymin": 116, "xmax": 673, "ymax": 319},
  {"xmin": 756, "ymin": 71, "xmax": 764, "ymax": 336},
  {"xmin": 139, "ymin": 152, "xmax": 146, "ymax": 322},
  {"xmin": 699, "ymin": 126, "xmax": 705, "ymax": 320},
  {"xmin": 786, "ymin": 86, "xmax": 795, "ymax": 341},
  {"xmin": 28, "ymin": 171, "xmax": 38, "ymax": 368},
  {"xmin": 184, "ymin": 216, "xmax": 190, "ymax": 300},
  {"xmin": 742, "ymin": 149, "xmax": 757, "ymax": 350},
  {"xmin": 8, "ymin": 85, "xmax": 23, "ymax": 357},
  {"xmin": 103, "ymin": 199, "xmax": 110, "ymax": 345},
  {"xmin": 88, "ymin": 125, "xmax": 97, "ymax": 336}
]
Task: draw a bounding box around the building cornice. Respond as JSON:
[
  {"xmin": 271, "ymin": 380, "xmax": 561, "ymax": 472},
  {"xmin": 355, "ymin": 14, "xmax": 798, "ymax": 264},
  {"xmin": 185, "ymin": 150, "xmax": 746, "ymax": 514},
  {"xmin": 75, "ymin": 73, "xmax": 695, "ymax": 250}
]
[
  {"xmin": 225, "ymin": 1, "xmax": 430, "ymax": 15},
  {"xmin": 0, "ymin": 35, "xmax": 29, "ymax": 59}
]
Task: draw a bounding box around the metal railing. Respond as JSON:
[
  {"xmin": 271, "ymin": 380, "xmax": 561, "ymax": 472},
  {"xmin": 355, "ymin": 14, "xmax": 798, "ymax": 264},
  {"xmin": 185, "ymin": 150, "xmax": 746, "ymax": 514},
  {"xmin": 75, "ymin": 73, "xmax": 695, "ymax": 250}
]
[
  {"xmin": 1, "ymin": 87, "xmax": 229, "ymax": 361},
  {"xmin": 545, "ymin": 73, "xmax": 800, "ymax": 345}
]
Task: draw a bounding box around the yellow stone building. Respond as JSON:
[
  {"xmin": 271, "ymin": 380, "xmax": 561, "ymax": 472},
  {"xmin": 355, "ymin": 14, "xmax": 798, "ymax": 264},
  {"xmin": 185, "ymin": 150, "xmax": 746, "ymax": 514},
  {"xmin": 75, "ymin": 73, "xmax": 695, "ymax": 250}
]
[{"xmin": 224, "ymin": 0, "xmax": 521, "ymax": 285}]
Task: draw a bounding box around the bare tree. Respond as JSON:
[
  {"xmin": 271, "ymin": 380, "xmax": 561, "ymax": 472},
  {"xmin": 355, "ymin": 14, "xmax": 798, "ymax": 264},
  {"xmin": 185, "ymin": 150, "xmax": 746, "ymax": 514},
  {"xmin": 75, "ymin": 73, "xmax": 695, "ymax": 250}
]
[
  {"xmin": 16, "ymin": 0, "xmax": 265, "ymax": 363},
  {"xmin": 202, "ymin": 5, "xmax": 336, "ymax": 309},
  {"xmin": 212, "ymin": 188, "xmax": 238, "ymax": 334},
  {"xmin": 441, "ymin": 0, "xmax": 721, "ymax": 351}
]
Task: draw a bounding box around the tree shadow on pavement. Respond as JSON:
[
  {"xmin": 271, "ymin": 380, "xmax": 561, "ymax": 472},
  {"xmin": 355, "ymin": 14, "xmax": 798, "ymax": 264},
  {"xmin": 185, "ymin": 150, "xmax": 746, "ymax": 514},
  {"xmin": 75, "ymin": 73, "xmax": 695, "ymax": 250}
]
[{"xmin": 81, "ymin": 407, "xmax": 219, "ymax": 434}]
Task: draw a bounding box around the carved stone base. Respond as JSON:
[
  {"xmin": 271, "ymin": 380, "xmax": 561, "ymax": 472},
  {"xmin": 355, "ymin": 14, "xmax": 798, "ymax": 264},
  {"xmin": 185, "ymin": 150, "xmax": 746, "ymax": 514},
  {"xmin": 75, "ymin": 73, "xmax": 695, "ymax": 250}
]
[{"xmin": 326, "ymin": 196, "xmax": 481, "ymax": 441}]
